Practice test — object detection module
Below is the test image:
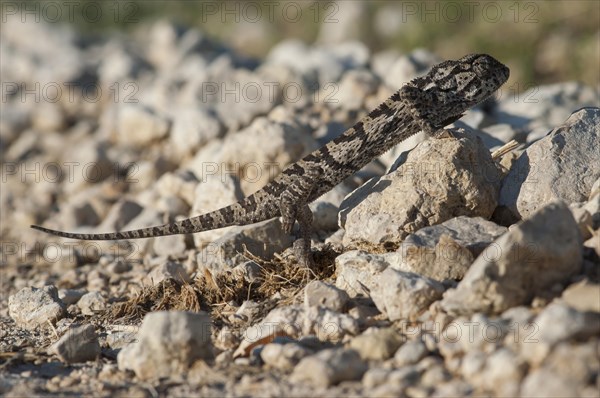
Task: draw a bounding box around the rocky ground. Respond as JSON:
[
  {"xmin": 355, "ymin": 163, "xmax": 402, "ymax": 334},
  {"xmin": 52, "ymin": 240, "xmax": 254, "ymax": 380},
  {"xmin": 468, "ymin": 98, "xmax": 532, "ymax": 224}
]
[{"xmin": 1, "ymin": 17, "xmax": 599, "ymax": 397}]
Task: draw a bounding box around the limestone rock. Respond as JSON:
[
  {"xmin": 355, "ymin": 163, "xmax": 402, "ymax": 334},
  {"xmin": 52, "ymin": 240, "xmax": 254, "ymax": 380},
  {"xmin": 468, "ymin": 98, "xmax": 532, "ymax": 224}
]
[
  {"xmin": 340, "ymin": 130, "xmax": 502, "ymax": 249},
  {"xmin": 304, "ymin": 280, "xmax": 349, "ymax": 312},
  {"xmin": 8, "ymin": 286, "xmax": 66, "ymax": 329},
  {"xmin": 197, "ymin": 218, "xmax": 293, "ymax": 272},
  {"xmin": 291, "ymin": 348, "xmax": 367, "ymax": 387},
  {"xmin": 51, "ymin": 324, "xmax": 101, "ymax": 364},
  {"xmin": 442, "ymin": 201, "xmax": 582, "ymax": 316},
  {"xmin": 117, "ymin": 311, "xmax": 213, "ymax": 380},
  {"xmin": 77, "ymin": 291, "xmax": 106, "ymax": 316},
  {"xmin": 497, "ymin": 108, "xmax": 600, "ymax": 223},
  {"xmin": 116, "ymin": 104, "xmax": 170, "ymax": 147},
  {"xmin": 349, "ymin": 327, "xmax": 404, "ymax": 361},
  {"xmin": 370, "ymin": 268, "xmax": 445, "ymax": 321}
]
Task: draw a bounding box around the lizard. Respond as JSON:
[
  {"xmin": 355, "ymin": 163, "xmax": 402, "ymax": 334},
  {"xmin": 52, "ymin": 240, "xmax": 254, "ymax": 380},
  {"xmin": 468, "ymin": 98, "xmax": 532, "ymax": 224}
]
[{"xmin": 31, "ymin": 53, "xmax": 510, "ymax": 267}]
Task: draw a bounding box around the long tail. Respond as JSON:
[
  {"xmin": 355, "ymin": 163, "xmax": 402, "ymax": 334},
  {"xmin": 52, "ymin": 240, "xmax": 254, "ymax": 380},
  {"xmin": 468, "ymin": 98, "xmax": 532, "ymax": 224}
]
[
  {"xmin": 31, "ymin": 192, "xmax": 277, "ymax": 240},
  {"xmin": 31, "ymin": 214, "xmax": 214, "ymax": 240}
]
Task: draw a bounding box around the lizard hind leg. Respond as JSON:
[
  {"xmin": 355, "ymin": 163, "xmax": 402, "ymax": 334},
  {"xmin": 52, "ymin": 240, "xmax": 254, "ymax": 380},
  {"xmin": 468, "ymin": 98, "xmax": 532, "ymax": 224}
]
[
  {"xmin": 280, "ymin": 193, "xmax": 315, "ymax": 268},
  {"xmin": 293, "ymin": 204, "xmax": 315, "ymax": 269},
  {"xmin": 279, "ymin": 168, "xmax": 319, "ymax": 268}
]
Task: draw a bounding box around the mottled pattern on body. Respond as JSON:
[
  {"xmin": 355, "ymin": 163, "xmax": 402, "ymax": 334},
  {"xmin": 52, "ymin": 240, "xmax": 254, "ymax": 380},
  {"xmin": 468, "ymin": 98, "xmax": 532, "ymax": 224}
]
[{"xmin": 32, "ymin": 54, "xmax": 510, "ymax": 266}]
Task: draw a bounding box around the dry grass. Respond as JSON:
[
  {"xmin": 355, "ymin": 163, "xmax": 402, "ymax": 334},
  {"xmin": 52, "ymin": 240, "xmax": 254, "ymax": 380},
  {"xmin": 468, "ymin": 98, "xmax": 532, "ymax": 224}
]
[
  {"xmin": 99, "ymin": 278, "xmax": 202, "ymax": 325},
  {"xmin": 99, "ymin": 244, "xmax": 340, "ymax": 326}
]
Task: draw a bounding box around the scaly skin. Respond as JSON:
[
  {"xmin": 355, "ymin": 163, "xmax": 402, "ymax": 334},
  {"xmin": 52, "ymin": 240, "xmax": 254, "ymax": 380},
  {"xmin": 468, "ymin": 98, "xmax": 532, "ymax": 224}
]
[{"xmin": 32, "ymin": 54, "xmax": 510, "ymax": 266}]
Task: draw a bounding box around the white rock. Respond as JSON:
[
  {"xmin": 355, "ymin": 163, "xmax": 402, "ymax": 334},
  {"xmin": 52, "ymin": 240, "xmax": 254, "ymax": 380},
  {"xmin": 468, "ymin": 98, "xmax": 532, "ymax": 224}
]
[
  {"xmin": 116, "ymin": 104, "xmax": 170, "ymax": 147},
  {"xmin": 62, "ymin": 139, "xmax": 115, "ymax": 194},
  {"xmin": 464, "ymin": 348, "xmax": 525, "ymax": 396},
  {"xmin": 497, "ymin": 82, "xmax": 599, "ymax": 141},
  {"xmin": 397, "ymin": 216, "xmax": 507, "ymax": 281},
  {"xmin": 362, "ymin": 367, "xmax": 392, "ymax": 389},
  {"xmin": 497, "ymin": 108, "xmax": 600, "ymax": 222},
  {"xmin": 370, "ymin": 268, "xmax": 445, "ymax": 321},
  {"xmin": 291, "ymin": 348, "xmax": 367, "ymax": 387},
  {"xmin": 261, "ymin": 305, "xmax": 305, "ymax": 335},
  {"xmin": 169, "ymin": 107, "xmax": 223, "ymax": 157},
  {"xmin": 394, "ymin": 339, "xmax": 428, "ymax": 366},
  {"xmin": 197, "ymin": 218, "xmax": 293, "ymax": 272},
  {"xmin": 404, "ymin": 216, "xmax": 507, "ymax": 258},
  {"xmin": 211, "ymin": 67, "xmax": 286, "ymax": 132},
  {"xmin": 155, "ymin": 170, "xmax": 199, "ymax": 208},
  {"xmin": 4, "ymin": 129, "xmax": 38, "ymax": 162},
  {"xmin": 349, "ymin": 327, "xmax": 403, "ymax": 361},
  {"xmin": 58, "ymin": 289, "xmax": 85, "ymax": 305},
  {"xmin": 0, "ymin": 104, "xmax": 30, "ymax": 143},
  {"xmin": 371, "ymin": 50, "xmax": 401, "ymax": 81},
  {"xmin": 31, "ymin": 102, "xmax": 66, "ymax": 132},
  {"xmin": 335, "ymin": 250, "xmax": 389, "ymax": 297},
  {"xmin": 145, "ymin": 261, "xmax": 190, "ymax": 285},
  {"xmin": 235, "ymin": 305, "xmax": 305, "ymax": 358},
  {"xmin": 561, "ymin": 281, "xmax": 600, "ymax": 313},
  {"xmin": 304, "ymin": 280, "xmax": 349, "ymax": 312},
  {"xmin": 303, "ymin": 306, "xmax": 359, "ymax": 342},
  {"xmin": 543, "ymin": 341, "xmax": 599, "ymax": 388},
  {"xmin": 460, "ymin": 350, "xmax": 486, "ymax": 380},
  {"xmin": 328, "ymin": 69, "xmax": 379, "ymax": 111},
  {"xmin": 520, "ymin": 302, "xmax": 600, "ymax": 365},
  {"xmin": 214, "ymin": 326, "xmax": 238, "ymax": 351},
  {"xmin": 96, "ymin": 200, "xmax": 144, "ymax": 233},
  {"xmin": 152, "ymin": 234, "xmax": 187, "ymax": 257},
  {"xmin": 77, "ymin": 291, "xmax": 106, "ymax": 316},
  {"xmin": 420, "ymin": 361, "xmax": 451, "ymax": 387},
  {"xmin": 570, "ymin": 202, "xmax": 594, "ymax": 240},
  {"xmin": 431, "ymin": 380, "xmax": 474, "ymax": 398},
  {"xmin": 51, "ymin": 324, "xmax": 100, "ymax": 364},
  {"xmin": 219, "ymin": 117, "xmax": 317, "ymax": 194},
  {"xmin": 267, "ymin": 40, "xmax": 346, "ymax": 86},
  {"xmin": 380, "ymin": 49, "xmax": 440, "ymax": 90},
  {"xmin": 190, "ymin": 173, "xmax": 242, "ymax": 248},
  {"xmin": 481, "ymin": 123, "xmax": 518, "ymax": 147},
  {"xmin": 340, "ymin": 130, "xmax": 502, "ymax": 249},
  {"xmin": 8, "ymin": 286, "xmax": 66, "ymax": 329},
  {"xmin": 378, "ymin": 130, "xmax": 428, "ymax": 170},
  {"xmin": 231, "ymin": 300, "xmax": 262, "ymax": 325},
  {"xmin": 233, "ymin": 261, "xmax": 261, "ymax": 283},
  {"xmin": 520, "ymin": 368, "xmax": 579, "ymax": 398},
  {"xmin": 438, "ymin": 314, "xmax": 508, "ymax": 360},
  {"xmin": 442, "ymin": 201, "xmax": 582, "ymax": 316},
  {"xmin": 310, "ymin": 184, "xmax": 353, "ymax": 231},
  {"xmin": 117, "ymin": 311, "xmax": 213, "ymax": 380},
  {"xmin": 97, "ymin": 42, "xmax": 143, "ymax": 84},
  {"xmin": 260, "ymin": 342, "xmax": 312, "ymax": 371}
]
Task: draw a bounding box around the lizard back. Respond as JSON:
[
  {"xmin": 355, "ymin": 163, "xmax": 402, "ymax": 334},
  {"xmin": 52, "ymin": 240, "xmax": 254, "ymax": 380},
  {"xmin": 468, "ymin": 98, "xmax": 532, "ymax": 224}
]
[{"xmin": 31, "ymin": 53, "xmax": 509, "ymax": 241}]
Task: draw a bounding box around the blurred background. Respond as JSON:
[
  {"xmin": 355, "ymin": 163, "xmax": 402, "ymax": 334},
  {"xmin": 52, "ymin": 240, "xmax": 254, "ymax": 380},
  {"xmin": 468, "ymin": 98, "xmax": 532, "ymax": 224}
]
[
  {"xmin": 1, "ymin": 0, "xmax": 598, "ymax": 246},
  {"xmin": 7, "ymin": 0, "xmax": 600, "ymax": 87}
]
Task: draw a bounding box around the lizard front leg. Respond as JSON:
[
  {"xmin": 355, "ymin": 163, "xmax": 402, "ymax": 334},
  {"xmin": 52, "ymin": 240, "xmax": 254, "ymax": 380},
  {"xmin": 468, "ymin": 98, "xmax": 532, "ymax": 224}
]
[{"xmin": 399, "ymin": 85, "xmax": 462, "ymax": 138}]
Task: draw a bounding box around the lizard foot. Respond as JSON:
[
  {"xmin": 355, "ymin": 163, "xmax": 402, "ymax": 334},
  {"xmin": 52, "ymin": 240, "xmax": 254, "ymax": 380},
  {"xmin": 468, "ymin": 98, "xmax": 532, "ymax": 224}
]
[
  {"xmin": 432, "ymin": 128, "xmax": 454, "ymax": 139},
  {"xmin": 293, "ymin": 238, "xmax": 315, "ymax": 269}
]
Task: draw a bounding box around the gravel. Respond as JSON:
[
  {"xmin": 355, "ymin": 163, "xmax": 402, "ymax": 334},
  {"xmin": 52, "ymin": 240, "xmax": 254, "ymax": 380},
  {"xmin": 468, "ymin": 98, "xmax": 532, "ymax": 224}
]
[{"xmin": 2, "ymin": 15, "xmax": 598, "ymax": 398}]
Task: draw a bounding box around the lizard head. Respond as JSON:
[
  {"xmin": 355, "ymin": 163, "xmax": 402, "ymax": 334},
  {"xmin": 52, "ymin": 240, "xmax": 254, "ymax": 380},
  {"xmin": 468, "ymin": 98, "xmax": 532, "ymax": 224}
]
[
  {"xmin": 403, "ymin": 53, "xmax": 510, "ymax": 128},
  {"xmin": 426, "ymin": 53, "xmax": 510, "ymax": 106},
  {"xmin": 458, "ymin": 53, "xmax": 510, "ymax": 102}
]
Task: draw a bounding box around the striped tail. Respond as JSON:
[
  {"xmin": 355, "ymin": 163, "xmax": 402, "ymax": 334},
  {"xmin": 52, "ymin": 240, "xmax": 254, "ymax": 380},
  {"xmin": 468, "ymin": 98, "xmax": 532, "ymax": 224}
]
[
  {"xmin": 30, "ymin": 193, "xmax": 278, "ymax": 241},
  {"xmin": 31, "ymin": 212, "xmax": 217, "ymax": 240}
]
